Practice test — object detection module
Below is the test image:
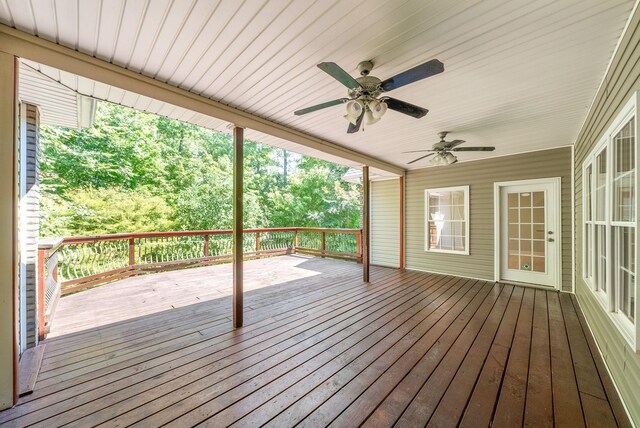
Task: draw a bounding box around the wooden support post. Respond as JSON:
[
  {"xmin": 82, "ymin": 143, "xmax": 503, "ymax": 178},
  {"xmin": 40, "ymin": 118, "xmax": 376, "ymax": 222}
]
[
  {"xmin": 356, "ymin": 232, "xmax": 362, "ymax": 264},
  {"xmin": 362, "ymin": 166, "xmax": 370, "ymax": 282},
  {"xmin": 293, "ymin": 230, "xmax": 298, "ymax": 253},
  {"xmin": 232, "ymin": 126, "xmax": 244, "ymax": 328},
  {"xmin": 128, "ymin": 238, "xmax": 135, "ymax": 265},
  {"xmin": 203, "ymin": 234, "xmax": 209, "ymax": 257},
  {"xmin": 256, "ymin": 231, "xmax": 261, "ymax": 253},
  {"xmin": 321, "ymin": 232, "xmax": 326, "ymax": 257},
  {"xmin": 399, "ymin": 175, "xmax": 405, "ymax": 270}
]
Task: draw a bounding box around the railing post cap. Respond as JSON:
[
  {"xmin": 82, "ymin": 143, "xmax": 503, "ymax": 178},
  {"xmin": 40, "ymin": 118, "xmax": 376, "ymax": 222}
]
[{"xmin": 38, "ymin": 237, "xmax": 64, "ymax": 250}]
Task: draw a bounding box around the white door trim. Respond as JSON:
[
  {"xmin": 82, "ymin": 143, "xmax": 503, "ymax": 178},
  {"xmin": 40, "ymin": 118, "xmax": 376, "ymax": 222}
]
[{"xmin": 494, "ymin": 177, "xmax": 562, "ymax": 290}]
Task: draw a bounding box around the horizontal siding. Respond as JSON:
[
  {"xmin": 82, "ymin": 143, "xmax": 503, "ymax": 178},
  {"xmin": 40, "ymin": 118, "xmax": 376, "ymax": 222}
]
[
  {"xmin": 573, "ymin": 5, "xmax": 640, "ymax": 426},
  {"xmin": 405, "ymin": 147, "xmax": 572, "ymax": 292},
  {"xmin": 371, "ymin": 179, "xmax": 400, "ymax": 268}
]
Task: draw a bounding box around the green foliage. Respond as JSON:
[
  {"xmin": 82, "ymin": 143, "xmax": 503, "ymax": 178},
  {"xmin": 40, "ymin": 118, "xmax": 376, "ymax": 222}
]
[
  {"xmin": 40, "ymin": 102, "xmax": 361, "ymax": 236},
  {"xmin": 41, "ymin": 187, "xmax": 175, "ymax": 236}
]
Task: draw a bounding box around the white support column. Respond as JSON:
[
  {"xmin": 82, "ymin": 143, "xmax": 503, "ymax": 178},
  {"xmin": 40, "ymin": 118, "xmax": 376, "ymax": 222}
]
[
  {"xmin": 0, "ymin": 51, "xmax": 18, "ymax": 410},
  {"xmin": 233, "ymin": 126, "xmax": 244, "ymax": 328}
]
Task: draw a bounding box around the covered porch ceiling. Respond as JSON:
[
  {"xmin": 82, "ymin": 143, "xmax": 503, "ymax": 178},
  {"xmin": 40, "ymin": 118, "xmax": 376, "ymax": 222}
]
[{"xmin": 0, "ymin": 0, "xmax": 634, "ymax": 170}]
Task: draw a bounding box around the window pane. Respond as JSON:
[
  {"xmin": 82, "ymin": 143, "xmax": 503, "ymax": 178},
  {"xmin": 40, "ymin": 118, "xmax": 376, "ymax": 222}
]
[
  {"xmin": 585, "ymin": 164, "xmax": 592, "ymax": 221},
  {"xmin": 585, "ymin": 225, "xmax": 592, "ymax": 279},
  {"xmin": 426, "ymin": 188, "xmax": 467, "ymax": 252},
  {"xmin": 614, "ymin": 119, "xmax": 635, "ymax": 222},
  {"xmin": 595, "ymin": 224, "xmax": 607, "ymax": 292},
  {"xmin": 595, "ymin": 148, "xmax": 607, "ymax": 222},
  {"xmin": 614, "ymin": 227, "xmax": 635, "ymax": 323}
]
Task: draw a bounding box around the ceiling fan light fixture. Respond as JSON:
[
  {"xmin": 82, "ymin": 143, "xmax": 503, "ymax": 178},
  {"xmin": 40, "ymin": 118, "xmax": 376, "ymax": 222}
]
[
  {"xmin": 368, "ymin": 99, "xmax": 388, "ymax": 119},
  {"xmin": 430, "ymin": 154, "xmax": 445, "ymax": 166},
  {"xmin": 444, "ymin": 152, "xmax": 457, "ymax": 164},
  {"xmin": 344, "ymin": 100, "xmax": 364, "ymax": 125},
  {"xmin": 365, "ymin": 109, "xmax": 381, "ymax": 125}
]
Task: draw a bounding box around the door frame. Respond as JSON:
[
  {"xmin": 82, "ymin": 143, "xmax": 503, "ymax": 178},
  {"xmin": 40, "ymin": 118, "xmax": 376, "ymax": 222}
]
[{"xmin": 493, "ymin": 177, "xmax": 562, "ymax": 290}]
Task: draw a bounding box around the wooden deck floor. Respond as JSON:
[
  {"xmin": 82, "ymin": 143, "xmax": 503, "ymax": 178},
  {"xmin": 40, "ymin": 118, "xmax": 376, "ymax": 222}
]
[{"xmin": 0, "ymin": 255, "xmax": 630, "ymax": 427}]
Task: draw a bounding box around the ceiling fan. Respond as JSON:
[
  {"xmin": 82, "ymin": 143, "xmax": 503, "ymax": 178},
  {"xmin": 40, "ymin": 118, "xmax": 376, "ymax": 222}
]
[
  {"xmin": 405, "ymin": 132, "xmax": 495, "ymax": 165},
  {"xmin": 294, "ymin": 59, "xmax": 444, "ymax": 133}
]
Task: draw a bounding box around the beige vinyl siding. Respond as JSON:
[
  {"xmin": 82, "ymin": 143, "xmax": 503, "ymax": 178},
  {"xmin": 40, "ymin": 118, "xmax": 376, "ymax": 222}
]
[
  {"xmin": 574, "ymin": 6, "xmax": 640, "ymax": 425},
  {"xmin": 406, "ymin": 147, "xmax": 572, "ymax": 291},
  {"xmin": 371, "ymin": 179, "xmax": 400, "ymax": 268}
]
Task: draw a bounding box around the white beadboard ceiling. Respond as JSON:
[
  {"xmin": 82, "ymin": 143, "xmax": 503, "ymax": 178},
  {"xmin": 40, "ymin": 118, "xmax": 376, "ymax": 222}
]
[{"xmin": 1, "ymin": 0, "xmax": 634, "ymax": 169}]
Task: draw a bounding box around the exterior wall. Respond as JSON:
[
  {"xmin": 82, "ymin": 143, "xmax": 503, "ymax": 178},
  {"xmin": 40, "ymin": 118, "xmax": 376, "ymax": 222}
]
[
  {"xmin": 371, "ymin": 178, "xmax": 400, "ymax": 267},
  {"xmin": 19, "ymin": 104, "xmax": 39, "ymax": 347},
  {"xmin": 405, "ymin": 147, "xmax": 572, "ymax": 292},
  {"xmin": 573, "ymin": 6, "xmax": 640, "ymax": 425}
]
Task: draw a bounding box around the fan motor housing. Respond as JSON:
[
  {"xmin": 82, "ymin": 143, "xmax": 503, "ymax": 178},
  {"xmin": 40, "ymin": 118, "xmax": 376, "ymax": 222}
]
[{"xmin": 350, "ymin": 75, "xmax": 382, "ymax": 98}]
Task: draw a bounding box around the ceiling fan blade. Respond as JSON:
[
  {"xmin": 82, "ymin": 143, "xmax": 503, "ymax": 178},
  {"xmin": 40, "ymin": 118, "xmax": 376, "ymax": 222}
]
[
  {"xmin": 407, "ymin": 152, "xmax": 436, "ymax": 164},
  {"xmin": 317, "ymin": 62, "xmax": 361, "ymax": 90},
  {"xmin": 385, "ymin": 97, "xmax": 428, "ymax": 118},
  {"xmin": 294, "ymin": 98, "xmax": 349, "ymax": 116},
  {"xmin": 402, "ymin": 149, "xmax": 435, "ymax": 153},
  {"xmin": 347, "ymin": 111, "xmax": 364, "ymax": 134},
  {"xmin": 381, "ymin": 59, "xmax": 444, "ymax": 92},
  {"xmin": 452, "ymin": 146, "xmax": 496, "ymax": 152}
]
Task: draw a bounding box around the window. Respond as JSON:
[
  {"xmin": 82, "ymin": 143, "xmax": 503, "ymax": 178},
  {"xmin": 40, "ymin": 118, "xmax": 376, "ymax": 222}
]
[
  {"xmin": 425, "ymin": 186, "xmax": 469, "ymax": 254},
  {"xmin": 582, "ymin": 93, "xmax": 637, "ymax": 348}
]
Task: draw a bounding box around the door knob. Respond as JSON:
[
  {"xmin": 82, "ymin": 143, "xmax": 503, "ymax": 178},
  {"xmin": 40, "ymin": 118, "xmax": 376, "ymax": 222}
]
[{"xmin": 548, "ymin": 238, "xmax": 555, "ymax": 242}]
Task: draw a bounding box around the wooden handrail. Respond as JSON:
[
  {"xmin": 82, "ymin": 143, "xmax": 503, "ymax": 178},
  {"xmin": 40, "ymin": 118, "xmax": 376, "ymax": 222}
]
[
  {"xmin": 48, "ymin": 227, "xmax": 362, "ymax": 294},
  {"xmin": 61, "ymin": 227, "xmax": 361, "ymax": 244}
]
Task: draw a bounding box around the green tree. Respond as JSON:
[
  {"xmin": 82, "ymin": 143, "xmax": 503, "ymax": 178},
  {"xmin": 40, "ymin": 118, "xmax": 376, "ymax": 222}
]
[
  {"xmin": 41, "ymin": 187, "xmax": 175, "ymax": 236},
  {"xmin": 39, "ymin": 101, "xmax": 361, "ymax": 236}
]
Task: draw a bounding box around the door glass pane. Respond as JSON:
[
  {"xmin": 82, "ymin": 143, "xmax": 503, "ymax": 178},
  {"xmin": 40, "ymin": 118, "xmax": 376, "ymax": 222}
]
[
  {"xmin": 507, "ymin": 191, "xmax": 545, "ymax": 272},
  {"xmin": 614, "ymin": 119, "xmax": 635, "ymax": 222}
]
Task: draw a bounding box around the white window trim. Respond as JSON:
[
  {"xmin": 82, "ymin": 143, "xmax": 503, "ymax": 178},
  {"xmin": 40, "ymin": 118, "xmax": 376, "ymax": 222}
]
[
  {"xmin": 582, "ymin": 161, "xmax": 594, "ymax": 289},
  {"xmin": 582, "ymin": 92, "xmax": 638, "ymax": 351},
  {"xmin": 424, "ymin": 185, "xmax": 470, "ymax": 255}
]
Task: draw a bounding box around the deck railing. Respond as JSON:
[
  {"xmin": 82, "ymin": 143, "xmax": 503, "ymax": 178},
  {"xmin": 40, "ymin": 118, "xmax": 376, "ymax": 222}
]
[{"xmin": 37, "ymin": 227, "xmax": 362, "ymax": 299}]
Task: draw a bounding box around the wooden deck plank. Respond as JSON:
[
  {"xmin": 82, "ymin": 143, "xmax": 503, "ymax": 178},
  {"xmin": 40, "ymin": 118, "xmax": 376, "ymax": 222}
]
[
  {"xmin": 18, "ymin": 345, "xmax": 46, "ymax": 397},
  {"xmin": 322, "ymin": 280, "xmax": 494, "ymax": 428},
  {"xmin": 559, "ymin": 293, "xmax": 622, "ymax": 428},
  {"xmin": 547, "ymin": 291, "xmax": 585, "ymax": 428},
  {"xmin": 570, "ymin": 294, "xmax": 632, "ymax": 428},
  {"xmin": 33, "ymin": 266, "xmax": 401, "ymax": 392},
  {"xmin": 124, "ymin": 276, "xmax": 471, "ymax": 427},
  {"xmin": 0, "ymin": 256, "xmax": 629, "ymax": 428},
  {"xmin": 36, "ymin": 266, "xmax": 379, "ymax": 377},
  {"xmin": 392, "ymin": 284, "xmax": 513, "ymax": 427},
  {"xmin": 427, "ymin": 286, "xmax": 525, "ymax": 428},
  {"xmin": 457, "ymin": 287, "xmax": 526, "ymax": 428},
  {"xmin": 523, "ymin": 289, "xmax": 553, "ymax": 427},
  {"xmin": 234, "ymin": 278, "xmax": 484, "ymax": 428},
  {"xmin": 67, "ymin": 273, "xmax": 447, "ymax": 427},
  {"xmin": 490, "ymin": 287, "xmax": 536, "ymax": 428},
  {"xmin": 4, "ymin": 267, "xmax": 417, "ymax": 425}
]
